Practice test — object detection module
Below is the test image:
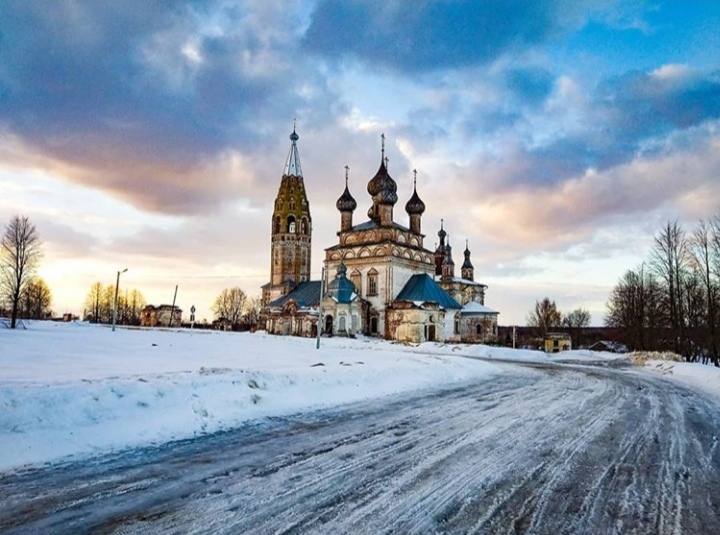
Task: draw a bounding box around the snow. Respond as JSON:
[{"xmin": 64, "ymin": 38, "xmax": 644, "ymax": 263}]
[
  {"xmin": 640, "ymin": 359, "xmax": 720, "ymax": 399},
  {"xmin": 2, "ymin": 321, "xmax": 719, "ymax": 474},
  {"xmin": 0, "ymin": 321, "xmax": 512, "ymax": 472},
  {"xmin": 460, "ymin": 301, "xmax": 498, "ymax": 314}
]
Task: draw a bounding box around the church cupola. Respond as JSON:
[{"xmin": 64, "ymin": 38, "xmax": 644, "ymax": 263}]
[
  {"xmin": 367, "ymin": 133, "xmax": 398, "ymax": 227},
  {"xmin": 441, "ymin": 235, "xmax": 455, "ymax": 280},
  {"xmin": 325, "ymin": 260, "xmax": 357, "ymax": 305},
  {"xmin": 405, "ymin": 169, "xmax": 425, "ymax": 235},
  {"xmin": 336, "ymin": 165, "xmax": 357, "ymax": 232},
  {"xmin": 434, "ymin": 219, "xmax": 447, "ymax": 276},
  {"xmin": 269, "ymin": 123, "xmax": 312, "ymax": 288},
  {"xmin": 461, "ymin": 239, "xmax": 474, "ymax": 281}
]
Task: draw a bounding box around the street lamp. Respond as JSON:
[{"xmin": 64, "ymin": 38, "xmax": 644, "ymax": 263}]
[{"xmin": 112, "ymin": 268, "xmax": 128, "ymax": 332}]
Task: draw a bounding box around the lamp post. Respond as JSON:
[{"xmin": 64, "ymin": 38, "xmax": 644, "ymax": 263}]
[
  {"xmin": 316, "ymin": 266, "xmax": 325, "ymax": 350},
  {"xmin": 112, "ymin": 268, "xmax": 128, "ymax": 332}
]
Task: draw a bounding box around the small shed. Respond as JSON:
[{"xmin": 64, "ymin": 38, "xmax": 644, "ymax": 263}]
[{"xmin": 544, "ymin": 332, "xmax": 572, "ymax": 353}]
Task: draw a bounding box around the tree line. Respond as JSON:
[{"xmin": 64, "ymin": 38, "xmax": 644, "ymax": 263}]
[
  {"xmin": 605, "ymin": 218, "xmax": 720, "ymax": 364},
  {"xmin": 0, "ymin": 214, "xmax": 263, "ymax": 330},
  {"xmin": 84, "ymin": 282, "xmax": 147, "ymax": 325}
]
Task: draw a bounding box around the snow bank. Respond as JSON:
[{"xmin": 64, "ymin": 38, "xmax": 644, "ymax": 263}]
[
  {"xmin": 0, "ymin": 321, "xmax": 513, "ymax": 471},
  {"xmin": 640, "ymin": 359, "xmax": 720, "ymax": 399}
]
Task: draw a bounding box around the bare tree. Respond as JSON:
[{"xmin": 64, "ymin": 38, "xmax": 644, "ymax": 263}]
[
  {"xmin": 526, "ymin": 297, "xmax": 562, "ymax": 339},
  {"xmin": 562, "ymin": 307, "xmax": 591, "ymax": 347},
  {"xmin": 212, "ymin": 287, "xmax": 247, "ymax": 325},
  {"xmin": 605, "ymin": 264, "xmax": 663, "ymax": 351},
  {"xmin": 0, "ymin": 216, "xmax": 42, "ymax": 328},
  {"xmin": 19, "ymin": 277, "xmax": 52, "ymax": 319},
  {"xmin": 122, "ymin": 289, "xmax": 147, "ymax": 325},
  {"xmin": 688, "ymin": 219, "xmax": 720, "ymax": 364},
  {"xmin": 650, "ymin": 220, "xmax": 690, "ymax": 355},
  {"xmin": 84, "ymin": 282, "xmax": 104, "ymax": 323},
  {"xmin": 242, "ymin": 295, "xmax": 263, "ymax": 327}
]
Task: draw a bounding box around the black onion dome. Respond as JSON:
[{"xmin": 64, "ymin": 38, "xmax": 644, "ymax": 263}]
[
  {"xmin": 289, "ymin": 129, "xmax": 299, "ymax": 142},
  {"xmin": 367, "ymin": 159, "xmax": 398, "ymax": 204},
  {"xmin": 462, "ymin": 242, "xmax": 473, "ymax": 269},
  {"xmin": 438, "ymin": 225, "xmax": 447, "ymax": 240},
  {"xmin": 336, "ymin": 184, "xmax": 357, "ymax": 212},
  {"xmin": 367, "ymin": 159, "xmax": 387, "ymax": 196},
  {"xmin": 405, "ymin": 186, "xmax": 425, "ymax": 215},
  {"xmin": 375, "ymin": 187, "xmax": 398, "ymax": 205}
]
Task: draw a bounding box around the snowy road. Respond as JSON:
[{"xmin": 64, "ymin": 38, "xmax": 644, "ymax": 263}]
[{"xmin": 2, "ymin": 361, "xmax": 720, "ymax": 534}]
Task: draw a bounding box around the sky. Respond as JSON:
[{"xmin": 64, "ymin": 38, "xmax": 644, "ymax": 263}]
[{"xmin": 1, "ymin": 0, "xmax": 719, "ymax": 325}]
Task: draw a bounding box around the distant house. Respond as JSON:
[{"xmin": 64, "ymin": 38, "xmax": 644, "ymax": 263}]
[
  {"xmin": 589, "ymin": 340, "xmax": 628, "ymax": 353},
  {"xmin": 544, "ymin": 332, "xmax": 572, "ymax": 353},
  {"xmin": 140, "ymin": 305, "xmax": 182, "ymax": 327},
  {"xmin": 212, "ymin": 317, "xmax": 234, "ymax": 331}
]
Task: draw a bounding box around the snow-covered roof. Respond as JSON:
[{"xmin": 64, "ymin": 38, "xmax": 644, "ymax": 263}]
[
  {"xmin": 460, "ymin": 302, "xmax": 498, "ymax": 315},
  {"xmin": 435, "ymin": 276, "xmax": 487, "ymax": 288}
]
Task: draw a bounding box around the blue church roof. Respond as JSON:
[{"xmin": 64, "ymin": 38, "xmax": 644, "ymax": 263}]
[
  {"xmin": 269, "ymin": 280, "xmax": 322, "ymax": 308},
  {"xmin": 395, "ymin": 274, "xmax": 461, "ymax": 309},
  {"xmin": 326, "ymin": 263, "xmax": 357, "ymax": 304}
]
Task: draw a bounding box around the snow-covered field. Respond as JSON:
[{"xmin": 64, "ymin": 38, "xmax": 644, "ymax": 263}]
[{"xmin": 1, "ymin": 321, "xmax": 719, "ymax": 473}]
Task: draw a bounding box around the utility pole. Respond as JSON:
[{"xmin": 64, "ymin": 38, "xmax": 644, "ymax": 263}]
[
  {"xmin": 168, "ymin": 285, "xmax": 178, "ymax": 328},
  {"xmin": 112, "ymin": 268, "xmax": 128, "ymax": 332},
  {"xmin": 316, "ymin": 266, "xmax": 325, "ymax": 349}
]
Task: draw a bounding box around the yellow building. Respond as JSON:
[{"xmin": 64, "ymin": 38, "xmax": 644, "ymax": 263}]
[{"xmin": 544, "ymin": 333, "xmax": 572, "ymax": 353}]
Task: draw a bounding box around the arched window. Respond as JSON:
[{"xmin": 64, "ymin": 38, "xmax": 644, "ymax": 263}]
[
  {"xmin": 339, "ymin": 315, "xmax": 346, "ymax": 331},
  {"xmin": 287, "ymin": 215, "xmax": 296, "ymax": 233},
  {"xmin": 289, "ymin": 199, "xmax": 296, "ymax": 211},
  {"xmin": 301, "ymin": 218, "xmax": 308, "ymax": 235},
  {"xmin": 273, "ymin": 216, "xmax": 280, "ymax": 234},
  {"xmin": 367, "ymin": 269, "xmax": 378, "ymax": 296}
]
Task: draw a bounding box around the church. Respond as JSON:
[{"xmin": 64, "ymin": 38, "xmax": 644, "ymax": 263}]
[{"xmin": 262, "ymin": 127, "xmax": 499, "ymax": 343}]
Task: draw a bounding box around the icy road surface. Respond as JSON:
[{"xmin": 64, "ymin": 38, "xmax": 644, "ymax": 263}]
[{"xmin": 2, "ymin": 362, "xmax": 720, "ymax": 534}]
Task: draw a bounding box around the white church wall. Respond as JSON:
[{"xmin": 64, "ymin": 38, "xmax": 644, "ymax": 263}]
[{"xmin": 441, "ymin": 310, "xmax": 457, "ymax": 342}]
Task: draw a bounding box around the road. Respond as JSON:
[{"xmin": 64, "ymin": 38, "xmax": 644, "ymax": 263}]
[{"xmin": 2, "ymin": 361, "xmax": 720, "ymax": 534}]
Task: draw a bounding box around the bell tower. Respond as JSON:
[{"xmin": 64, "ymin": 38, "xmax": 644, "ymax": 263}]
[{"xmin": 269, "ymin": 125, "xmax": 312, "ymax": 294}]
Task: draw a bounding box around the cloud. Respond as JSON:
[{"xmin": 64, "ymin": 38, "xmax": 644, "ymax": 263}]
[
  {"xmin": 0, "ymin": 1, "xmax": 339, "ymax": 215},
  {"xmin": 457, "ymin": 124, "xmax": 720, "ymax": 257},
  {"xmin": 303, "ymin": 0, "xmax": 570, "ymax": 74}
]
